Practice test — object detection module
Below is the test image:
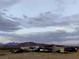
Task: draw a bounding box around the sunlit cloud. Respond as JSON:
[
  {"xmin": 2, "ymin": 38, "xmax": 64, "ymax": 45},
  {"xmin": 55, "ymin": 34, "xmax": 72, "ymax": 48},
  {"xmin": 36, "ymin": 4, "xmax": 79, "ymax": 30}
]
[
  {"xmin": 13, "ymin": 26, "xmax": 76, "ymax": 35},
  {"xmin": 0, "ymin": 36, "xmax": 13, "ymax": 43}
]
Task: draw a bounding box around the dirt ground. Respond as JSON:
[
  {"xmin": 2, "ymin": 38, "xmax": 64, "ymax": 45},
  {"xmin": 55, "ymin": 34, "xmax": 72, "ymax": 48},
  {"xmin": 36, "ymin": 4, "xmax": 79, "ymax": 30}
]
[{"xmin": 0, "ymin": 51, "xmax": 79, "ymax": 59}]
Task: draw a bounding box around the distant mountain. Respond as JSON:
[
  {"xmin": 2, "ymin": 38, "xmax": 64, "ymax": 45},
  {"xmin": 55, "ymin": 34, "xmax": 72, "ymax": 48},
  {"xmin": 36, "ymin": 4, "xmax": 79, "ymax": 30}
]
[
  {"xmin": 0, "ymin": 42, "xmax": 50, "ymax": 47},
  {"xmin": 5, "ymin": 42, "xmax": 19, "ymax": 46},
  {"xmin": 0, "ymin": 42, "xmax": 78, "ymax": 48},
  {"xmin": 17, "ymin": 42, "xmax": 51, "ymax": 47}
]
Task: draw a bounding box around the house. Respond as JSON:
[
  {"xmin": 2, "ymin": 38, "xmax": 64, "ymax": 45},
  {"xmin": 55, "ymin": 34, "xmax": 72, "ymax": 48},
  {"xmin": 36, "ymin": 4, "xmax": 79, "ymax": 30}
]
[
  {"xmin": 52, "ymin": 45, "xmax": 65, "ymax": 53},
  {"xmin": 20, "ymin": 46, "xmax": 40, "ymax": 52},
  {"xmin": 52, "ymin": 46, "xmax": 78, "ymax": 53}
]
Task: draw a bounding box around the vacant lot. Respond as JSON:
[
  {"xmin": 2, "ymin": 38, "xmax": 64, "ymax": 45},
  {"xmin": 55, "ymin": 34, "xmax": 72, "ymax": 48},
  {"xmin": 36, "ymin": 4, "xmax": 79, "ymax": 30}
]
[{"xmin": 0, "ymin": 51, "xmax": 79, "ymax": 59}]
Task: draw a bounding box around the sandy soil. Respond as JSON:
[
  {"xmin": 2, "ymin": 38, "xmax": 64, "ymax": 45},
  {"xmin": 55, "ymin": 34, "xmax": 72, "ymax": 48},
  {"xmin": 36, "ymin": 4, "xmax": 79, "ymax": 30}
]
[{"xmin": 0, "ymin": 51, "xmax": 79, "ymax": 59}]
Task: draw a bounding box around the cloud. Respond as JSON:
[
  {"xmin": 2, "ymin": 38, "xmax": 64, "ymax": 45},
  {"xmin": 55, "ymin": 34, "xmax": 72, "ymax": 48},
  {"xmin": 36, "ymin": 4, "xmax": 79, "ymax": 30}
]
[
  {"xmin": 0, "ymin": 0, "xmax": 20, "ymax": 9},
  {"xmin": 9, "ymin": 12, "xmax": 79, "ymax": 45},
  {"xmin": 0, "ymin": 14, "xmax": 21, "ymax": 32},
  {"xmin": 0, "ymin": 1, "xmax": 79, "ymax": 45},
  {"xmin": 11, "ymin": 12, "xmax": 60, "ymax": 27},
  {"xmin": 47, "ymin": 40, "xmax": 79, "ymax": 46},
  {"xmin": 13, "ymin": 12, "xmax": 79, "ymax": 33},
  {"xmin": 0, "ymin": 12, "xmax": 77, "ymax": 45},
  {"xmin": 13, "ymin": 26, "xmax": 75, "ymax": 35},
  {"xmin": 61, "ymin": 0, "xmax": 79, "ymax": 16}
]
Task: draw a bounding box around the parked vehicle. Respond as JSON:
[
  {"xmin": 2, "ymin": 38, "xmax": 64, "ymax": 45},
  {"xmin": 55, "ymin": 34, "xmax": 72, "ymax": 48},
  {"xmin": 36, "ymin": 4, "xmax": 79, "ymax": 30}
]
[
  {"xmin": 64, "ymin": 47, "xmax": 78, "ymax": 52},
  {"xmin": 9, "ymin": 48, "xmax": 24, "ymax": 53}
]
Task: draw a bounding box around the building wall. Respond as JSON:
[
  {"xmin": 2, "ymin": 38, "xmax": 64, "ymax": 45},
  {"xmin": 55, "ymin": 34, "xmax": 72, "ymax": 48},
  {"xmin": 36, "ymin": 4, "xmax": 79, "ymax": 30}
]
[{"xmin": 52, "ymin": 46, "xmax": 64, "ymax": 52}]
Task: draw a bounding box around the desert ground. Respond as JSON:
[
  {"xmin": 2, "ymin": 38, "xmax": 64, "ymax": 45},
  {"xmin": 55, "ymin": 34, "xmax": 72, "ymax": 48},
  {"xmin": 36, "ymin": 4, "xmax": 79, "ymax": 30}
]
[{"xmin": 0, "ymin": 50, "xmax": 79, "ymax": 59}]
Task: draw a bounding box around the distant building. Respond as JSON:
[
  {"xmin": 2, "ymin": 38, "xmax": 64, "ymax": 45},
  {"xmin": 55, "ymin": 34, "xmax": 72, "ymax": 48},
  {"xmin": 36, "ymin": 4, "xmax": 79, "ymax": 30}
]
[
  {"xmin": 20, "ymin": 46, "xmax": 40, "ymax": 52},
  {"xmin": 51, "ymin": 45, "xmax": 65, "ymax": 53}
]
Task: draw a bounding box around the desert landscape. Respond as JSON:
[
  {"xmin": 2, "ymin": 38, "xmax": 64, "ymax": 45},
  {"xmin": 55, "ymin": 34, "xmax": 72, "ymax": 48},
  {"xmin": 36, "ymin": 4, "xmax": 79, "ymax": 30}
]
[
  {"xmin": 0, "ymin": 50, "xmax": 79, "ymax": 59},
  {"xmin": 0, "ymin": 42, "xmax": 78, "ymax": 59}
]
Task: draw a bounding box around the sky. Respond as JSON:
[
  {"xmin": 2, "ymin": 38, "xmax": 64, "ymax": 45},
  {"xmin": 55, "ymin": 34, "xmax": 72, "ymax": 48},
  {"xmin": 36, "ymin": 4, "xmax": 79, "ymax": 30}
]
[{"xmin": 0, "ymin": 0, "xmax": 79, "ymax": 45}]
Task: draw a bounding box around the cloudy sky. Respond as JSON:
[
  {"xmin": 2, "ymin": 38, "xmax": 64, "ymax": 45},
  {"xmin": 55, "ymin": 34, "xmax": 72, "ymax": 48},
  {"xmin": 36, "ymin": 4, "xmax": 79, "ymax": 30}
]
[{"xmin": 0, "ymin": 0, "xmax": 79, "ymax": 45}]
